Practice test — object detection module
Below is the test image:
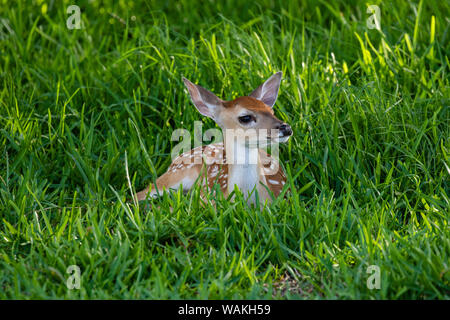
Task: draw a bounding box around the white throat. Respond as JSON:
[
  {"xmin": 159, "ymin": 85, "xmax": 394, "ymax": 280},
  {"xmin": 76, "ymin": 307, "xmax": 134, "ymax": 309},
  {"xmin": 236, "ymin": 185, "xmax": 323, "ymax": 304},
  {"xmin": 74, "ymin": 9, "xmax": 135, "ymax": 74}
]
[{"xmin": 224, "ymin": 138, "xmax": 261, "ymax": 203}]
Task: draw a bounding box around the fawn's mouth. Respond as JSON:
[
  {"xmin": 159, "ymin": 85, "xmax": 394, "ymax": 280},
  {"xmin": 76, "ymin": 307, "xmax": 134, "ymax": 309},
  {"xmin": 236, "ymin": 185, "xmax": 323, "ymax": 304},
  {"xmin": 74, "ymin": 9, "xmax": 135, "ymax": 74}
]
[
  {"xmin": 274, "ymin": 126, "xmax": 293, "ymax": 143},
  {"xmin": 277, "ymin": 135, "xmax": 291, "ymax": 143},
  {"xmin": 242, "ymin": 128, "xmax": 292, "ymax": 147},
  {"xmin": 264, "ymin": 133, "xmax": 291, "ymax": 144},
  {"xmin": 272, "ymin": 123, "xmax": 293, "ymax": 143}
]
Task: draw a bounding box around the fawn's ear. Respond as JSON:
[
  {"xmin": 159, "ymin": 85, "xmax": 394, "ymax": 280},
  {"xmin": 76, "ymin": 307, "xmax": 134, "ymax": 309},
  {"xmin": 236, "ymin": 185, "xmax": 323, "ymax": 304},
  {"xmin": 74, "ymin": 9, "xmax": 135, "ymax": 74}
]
[
  {"xmin": 249, "ymin": 71, "xmax": 282, "ymax": 108},
  {"xmin": 182, "ymin": 77, "xmax": 223, "ymax": 119}
]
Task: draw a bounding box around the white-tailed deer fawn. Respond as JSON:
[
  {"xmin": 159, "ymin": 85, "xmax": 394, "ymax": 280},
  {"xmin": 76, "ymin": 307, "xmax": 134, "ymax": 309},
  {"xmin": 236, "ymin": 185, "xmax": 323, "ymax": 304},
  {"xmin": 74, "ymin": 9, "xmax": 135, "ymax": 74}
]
[{"xmin": 135, "ymin": 72, "xmax": 292, "ymax": 205}]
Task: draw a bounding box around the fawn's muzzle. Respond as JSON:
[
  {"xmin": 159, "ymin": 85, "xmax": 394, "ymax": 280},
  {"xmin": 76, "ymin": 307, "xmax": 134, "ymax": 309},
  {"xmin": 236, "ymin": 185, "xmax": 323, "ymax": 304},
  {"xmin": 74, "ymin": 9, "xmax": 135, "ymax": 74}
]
[{"xmin": 277, "ymin": 123, "xmax": 293, "ymax": 137}]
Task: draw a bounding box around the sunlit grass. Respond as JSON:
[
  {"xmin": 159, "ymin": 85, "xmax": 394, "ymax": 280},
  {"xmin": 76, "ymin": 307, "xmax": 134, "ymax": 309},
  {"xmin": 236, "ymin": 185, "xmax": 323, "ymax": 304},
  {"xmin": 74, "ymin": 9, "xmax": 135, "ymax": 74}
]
[{"xmin": 0, "ymin": 0, "xmax": 448, "ymax": 299}]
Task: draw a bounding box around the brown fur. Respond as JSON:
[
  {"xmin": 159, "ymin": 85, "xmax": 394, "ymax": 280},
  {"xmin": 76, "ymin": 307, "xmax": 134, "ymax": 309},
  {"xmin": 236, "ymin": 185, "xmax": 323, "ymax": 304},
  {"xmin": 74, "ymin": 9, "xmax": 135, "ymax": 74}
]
[
  {"xmin": 135, "ymin": 142, "xmax": 286, "ymax": 203},
  {"xmin": 136, "ymin": 73, "xmax": 291, "ymax": 206}
]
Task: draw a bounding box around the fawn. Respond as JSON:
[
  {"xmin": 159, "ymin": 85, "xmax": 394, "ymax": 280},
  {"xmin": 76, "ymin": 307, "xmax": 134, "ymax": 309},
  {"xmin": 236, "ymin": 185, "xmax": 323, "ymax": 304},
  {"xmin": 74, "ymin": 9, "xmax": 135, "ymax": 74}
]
[{"xmin": 135, "ymin": 72, "xmax": 292, "ymax": 205}]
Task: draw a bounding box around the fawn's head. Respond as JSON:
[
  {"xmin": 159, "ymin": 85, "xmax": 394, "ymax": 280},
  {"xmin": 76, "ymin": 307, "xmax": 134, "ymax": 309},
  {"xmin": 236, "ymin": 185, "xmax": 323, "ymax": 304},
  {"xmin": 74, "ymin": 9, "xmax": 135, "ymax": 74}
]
[{"xmin": 182, "ymin": 72, "xmax": 292, "ymax": 147}]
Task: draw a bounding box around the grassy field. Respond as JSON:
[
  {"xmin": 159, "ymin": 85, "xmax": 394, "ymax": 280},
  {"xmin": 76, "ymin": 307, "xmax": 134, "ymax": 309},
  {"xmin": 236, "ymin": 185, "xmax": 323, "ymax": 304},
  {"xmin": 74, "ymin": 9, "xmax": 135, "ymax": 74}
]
[{"xmin": 0, "ymin": 0, "xmax": 449, "ymax": 299}]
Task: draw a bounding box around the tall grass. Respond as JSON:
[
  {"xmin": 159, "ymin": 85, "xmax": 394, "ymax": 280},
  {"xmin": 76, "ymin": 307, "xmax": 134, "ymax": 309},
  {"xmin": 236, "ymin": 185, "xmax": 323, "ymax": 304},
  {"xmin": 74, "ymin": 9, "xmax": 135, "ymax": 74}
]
[{"xmin": 0, "ymin": 0, "xmax": 448, "ymax": 299}]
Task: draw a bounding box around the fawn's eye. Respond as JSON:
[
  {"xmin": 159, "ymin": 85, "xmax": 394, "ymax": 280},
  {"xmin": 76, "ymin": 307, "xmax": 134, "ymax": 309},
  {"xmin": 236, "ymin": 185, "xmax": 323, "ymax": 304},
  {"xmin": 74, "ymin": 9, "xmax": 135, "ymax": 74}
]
[{"xmin": 238, "ymin": 115, "xmax": 254, "ymax": 124}]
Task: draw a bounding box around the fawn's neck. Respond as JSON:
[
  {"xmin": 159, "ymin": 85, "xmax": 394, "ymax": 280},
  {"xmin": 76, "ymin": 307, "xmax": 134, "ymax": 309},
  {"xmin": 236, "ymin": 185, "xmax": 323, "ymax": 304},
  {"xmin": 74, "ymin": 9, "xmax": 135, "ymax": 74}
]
[{"xmin": 223, "ymin": 137, "xmax": 261, "ymax": 202}]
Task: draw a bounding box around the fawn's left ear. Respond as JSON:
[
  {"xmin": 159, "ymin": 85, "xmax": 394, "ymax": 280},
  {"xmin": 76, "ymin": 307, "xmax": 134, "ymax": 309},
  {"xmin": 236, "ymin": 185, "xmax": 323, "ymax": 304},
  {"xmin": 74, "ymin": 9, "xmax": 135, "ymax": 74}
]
[
  {"xmin": 182, "ymin": 77, "xmax": 223, "ymax": 119},
  {"xmin": 249, "ymin": 71, "xmax": 282, "ymax": 108}
]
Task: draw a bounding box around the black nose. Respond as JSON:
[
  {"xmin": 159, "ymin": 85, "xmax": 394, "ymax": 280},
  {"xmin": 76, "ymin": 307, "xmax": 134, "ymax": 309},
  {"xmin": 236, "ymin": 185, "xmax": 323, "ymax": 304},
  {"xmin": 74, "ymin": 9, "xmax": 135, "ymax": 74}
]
[{"xmin": 278, "ymin": 123, "xmax": 292, "ymax": 136}]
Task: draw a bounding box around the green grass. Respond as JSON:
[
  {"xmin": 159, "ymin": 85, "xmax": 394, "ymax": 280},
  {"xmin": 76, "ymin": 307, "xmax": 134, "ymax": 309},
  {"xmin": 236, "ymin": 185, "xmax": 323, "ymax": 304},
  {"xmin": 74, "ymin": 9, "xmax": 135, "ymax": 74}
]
[{"xmin": 0, "ymin": 0, "xmax": 449, "ymax": 299}]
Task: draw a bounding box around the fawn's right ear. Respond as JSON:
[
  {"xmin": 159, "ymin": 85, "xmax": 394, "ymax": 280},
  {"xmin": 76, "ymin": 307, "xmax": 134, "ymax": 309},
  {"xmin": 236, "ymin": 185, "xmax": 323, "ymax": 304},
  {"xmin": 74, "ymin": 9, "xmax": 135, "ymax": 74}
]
[
  {"xmin": 182, "ymin": 77, "xmax": 223, "ymax": 119},
  {"xmin": 249, "ymin": 71, "xmax": 282, "ymax": 108}
]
